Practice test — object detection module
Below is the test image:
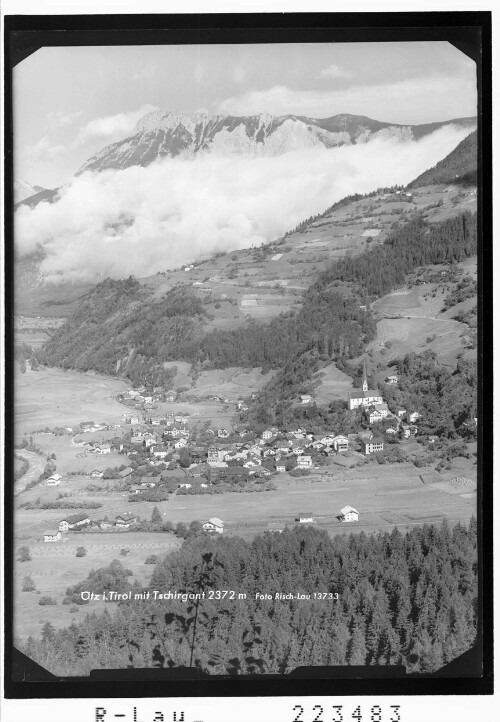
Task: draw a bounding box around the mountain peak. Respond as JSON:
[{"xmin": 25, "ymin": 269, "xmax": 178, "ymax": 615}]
[{"xmin": 75, "ymin": 111, "xmax": 477, "ymax": 176}]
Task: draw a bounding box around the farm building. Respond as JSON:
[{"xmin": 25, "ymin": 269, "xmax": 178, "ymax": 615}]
[
  {"xmin": 339, "ymin": 506, "xmax": 359, "ymax": 522},
  {"xmin": 43, "ymin": 530, "xmax": 62, "ymax": 543},
  {"xmin": 203, "ymin": 517, "xmax": 224, "ymax": 534},
  {"xmin": 118, "ymin": 467, "xmax": 133, "ymax": 478},
  {"xmin": 295, "ymin": 513, "xmax": 315, "ymax": 523},
  {"xmin": 59, "ymin": 513, "xmax": 90, "ymax": 532},
  {"xmin": 115, "ymin": 512, "xmax": 138, "ymax": 528},
  {"xmin": 267, "ymin": 522, "xmax": 285, "ymax": 533}
]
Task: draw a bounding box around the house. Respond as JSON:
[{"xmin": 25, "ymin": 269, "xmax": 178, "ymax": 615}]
[
  {"xmin": 332, "ymin": 435, "xmax": 349, "ymax": 453},
  {"xmin": 396, "ymin": 409, "xmax": 406, "ymax": 418},
  {"xmin": 207, "ymin": 446, "xmax": 228, "ymax": 467},
  {"xmin": 99, "ymin": 520, "xmax": 114, "ymax": 530},
  {"xmin": 267, "ymin": 522, "xmax": 285, "ymax": 533},
  {"xmin": 217, "ymin": 428, "xmax": 230, "ymax": 438},
  {"xmin": 91, "ymin": 469, "xmax": 104, "ymax": 478},
  {"xmin": 178, "ymin": 483, "xmax": 192, "ymax": 489},
  {"xmin": 385, "ymin": 375, "xmax": 398, "ymax": 385},
  {"xmin": 428, "ymin": 435, "xmax": 439, "ymax": 444},
  {"xmin": 296, "ymin": 455, "xmax": 313, "ymax": 469},
  {"xmin": 46, "ymin": 476, "xmax": 61, "ymax": 486},
  {"xmin": 203, "ymin": 517, "xmax": 224, "ymax": 534},
  {"xmin": 174, "ymin": 438, "xmax": 188, "ymax": 449},
  {"xmin": 400, "ymin": 424, "xmax": 417, "ymax": 439},
  {"xmin": 408, "ymin": 412, "xmax": 421, "ymax": 423},
  {"xmin": 48, "ymin": 473, "xmax": 62, "ymax": 482},
  {"xmin": 43, "ymin": 530, "xmax": 62, "ymax": 543},
  {"xmin": 275, "ymin": 464, "xmax": 286, "ymax": 473},
  {"xmin": 129, "ymin": 485, "xmax": 144, "ymax": 495},
  {"xmin": 150, "ymin": 446, "xmax": 170, "ymax": 459},
  {"xmin": 300, "ymin": 395, "xmax": 312, "ymax": 404},
  {"xmin": 347, "ymin": 360, "xmax": 383, "ymax": 410},
  {"xmin": 59, "ymin": 513, "xmax": 90, "ymax": 532},
  {"xmin": 385, "ymin": 427, "xmax": 398, "ymax": 436},
  {"xmin": 189, "ymin": 464, "xmax": 210, "ymax": 478},
  {"xmin": 295, "ymin": 513, "xmax": 314, "ymax": 523},
  {"xmin": 165, "ymin": 394, "xmax": 176, "ymax": 403},
  {"xmin": 367, "ymin": 409, "xmax": 384, "ymax": 425},
  {"xmin": 339, "ymin": 505, "xmax": 359, "ymax": 522},
  {"xmin": 115, "ymin": 512, "xmax": 138, "ymax": 528},
  {"xmin": 118, "ymin": 467, "xmax": 133, "ymax": 478},
  {"xmin": 363, "ymin": 437, "xmax": 384, "ymax": 454},
  {"xmin": 262, "ymin": 429, "xmax": 274, "ymax": 440}
]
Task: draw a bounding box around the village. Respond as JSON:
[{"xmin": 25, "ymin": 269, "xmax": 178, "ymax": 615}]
[{"xmin": 34, "ymin": 363, "xmax": 437, "ymax": 543}]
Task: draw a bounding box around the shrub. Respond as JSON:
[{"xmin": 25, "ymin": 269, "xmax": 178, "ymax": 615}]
[
  {"xmin": 18, "ymin": 546, "xmax": 31, "ymax": 562},
  {"xmin": 120, "ymin": 548, "xmax": 130, "ymax": 557},
  {"xmin": 76, "ymin": 547, "xmax": 87, "ymax": 557},
  {"xmin": 22, "ymin": 576, "xmax": 36, "ymax": 592},
  {"xmin": 145, "ymin": 555, "xmax": 158, "ymax": 564},
  {"xmin": 39, "ymin": 596, "xmax": 57, "ymax": 606}
]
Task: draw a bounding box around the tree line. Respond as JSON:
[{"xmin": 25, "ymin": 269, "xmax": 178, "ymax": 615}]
[{"xmin": 20, "ymin": 520, "xmax": 477, "ymax": 676}]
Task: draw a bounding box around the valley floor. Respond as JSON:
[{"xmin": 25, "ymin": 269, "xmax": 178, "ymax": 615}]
[{"xmin": 12, "ymin": 366, "xmax": 477, "ymax": 643}]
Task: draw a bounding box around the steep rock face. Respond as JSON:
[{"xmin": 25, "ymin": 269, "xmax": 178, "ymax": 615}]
[{"xmin": 76, "ymin": 111, "xmax": 477, "ymax": 175}]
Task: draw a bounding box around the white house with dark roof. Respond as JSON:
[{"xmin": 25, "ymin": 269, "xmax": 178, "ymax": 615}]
[
  {"xmin": 339, "ymin": 505, "xmax": 359, "ymax": 522},
  {"xmin": 203, "ymin": 517, "xmax": 224, "ymax": 534}
]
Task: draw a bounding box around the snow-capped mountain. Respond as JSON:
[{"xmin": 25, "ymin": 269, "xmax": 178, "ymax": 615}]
[
  {"xmin": 76, "ymin": 111, "xmax": 477, "ymax": 175},
  {"xmin": 14, "ymin": 179, "xmax": 46, "ymax": 203}
]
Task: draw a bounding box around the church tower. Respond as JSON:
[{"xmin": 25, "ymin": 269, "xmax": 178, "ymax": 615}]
[{"xmin": 362, "ymin": 358, "xmax": 368, "ymax": 392}]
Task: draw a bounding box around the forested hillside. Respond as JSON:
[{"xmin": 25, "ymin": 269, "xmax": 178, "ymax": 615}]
[
  {"xmin": 20, "ymin": 521, "xmax": 478, "ymax": 676},
  {"xmin": 40, "ymin": 211, "xmax": 477, "ymax": 393},
  {"xmin": 409, "ymin": 131, "xmax": 477, "ymax": 188}
]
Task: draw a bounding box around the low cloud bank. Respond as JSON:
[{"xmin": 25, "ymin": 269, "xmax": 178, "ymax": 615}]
[{"xmin": 15, "ymin": 125, "xmax": 471, "ymax": 284}]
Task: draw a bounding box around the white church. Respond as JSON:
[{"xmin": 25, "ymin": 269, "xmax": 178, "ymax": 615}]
[{"xmin": 347, "ymin": 361, "xmax": 383, "ymax": 411}]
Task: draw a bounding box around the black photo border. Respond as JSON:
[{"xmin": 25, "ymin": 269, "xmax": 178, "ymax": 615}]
[{"xmin": 3, "ymin": 10, "xmax": 493, "ymax": 700}]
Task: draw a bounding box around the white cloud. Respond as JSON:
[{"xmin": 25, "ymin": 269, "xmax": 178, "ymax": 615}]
[
  {"xmin": 74, "ymin": 104, "xmax": 159, "ymax": 146},
  {"xmin": 131, "ymin": 65, "xmax": 157, "ymax": 81},
  {"xmin": 15, "ymin": 125, "xmax": 472, "ymax": 284},
  {"xmin": 46, "ymin": 111, "xmax": 82, "ymax": 129},
  {"xmin": 24, "ymin": 136, "xmax": 67, "ymax": 163},
  {"xmin": 319, "ymin": 64, "xmax": 352, "ymax": 80},
  {"xmin": 214, "ymin": 74, "xmax": 477, "ymax": 123}
]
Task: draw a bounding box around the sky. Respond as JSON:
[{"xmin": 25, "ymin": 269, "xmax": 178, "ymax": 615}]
[{"xmin": 14, "ymin": 41, "xmax": 477, "ymax": 188}]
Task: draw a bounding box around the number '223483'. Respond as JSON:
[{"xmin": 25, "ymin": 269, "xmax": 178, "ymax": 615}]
[{"xmin": 292, "ymin": 705, "xmax": 401, "ymax": 722}]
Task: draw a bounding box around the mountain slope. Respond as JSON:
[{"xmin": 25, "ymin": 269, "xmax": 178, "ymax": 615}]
[
  {"xmin": 409, "ymin": 130, "xmax": 477, "ymax": 188},
  {"xmin": 14, "ymin": 187, "xmax": 60, "ymax": 210},
  {"xmin": 76, "ymin": 111, "xmax": 477, "ymax": 175},
  {"xmin": 14, "ymin": 180, "xmax": 46, "ymax": 203}
]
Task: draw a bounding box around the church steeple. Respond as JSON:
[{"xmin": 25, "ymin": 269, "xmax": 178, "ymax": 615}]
[{"xmin": 362, "ymin": 358, "xmax": 368, "ymax": 392}]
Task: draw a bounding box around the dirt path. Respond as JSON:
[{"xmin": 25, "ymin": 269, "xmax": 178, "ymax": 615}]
[{"xmin": 14, "ymin": 450, "xmax": 46, "ymax": 496}]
